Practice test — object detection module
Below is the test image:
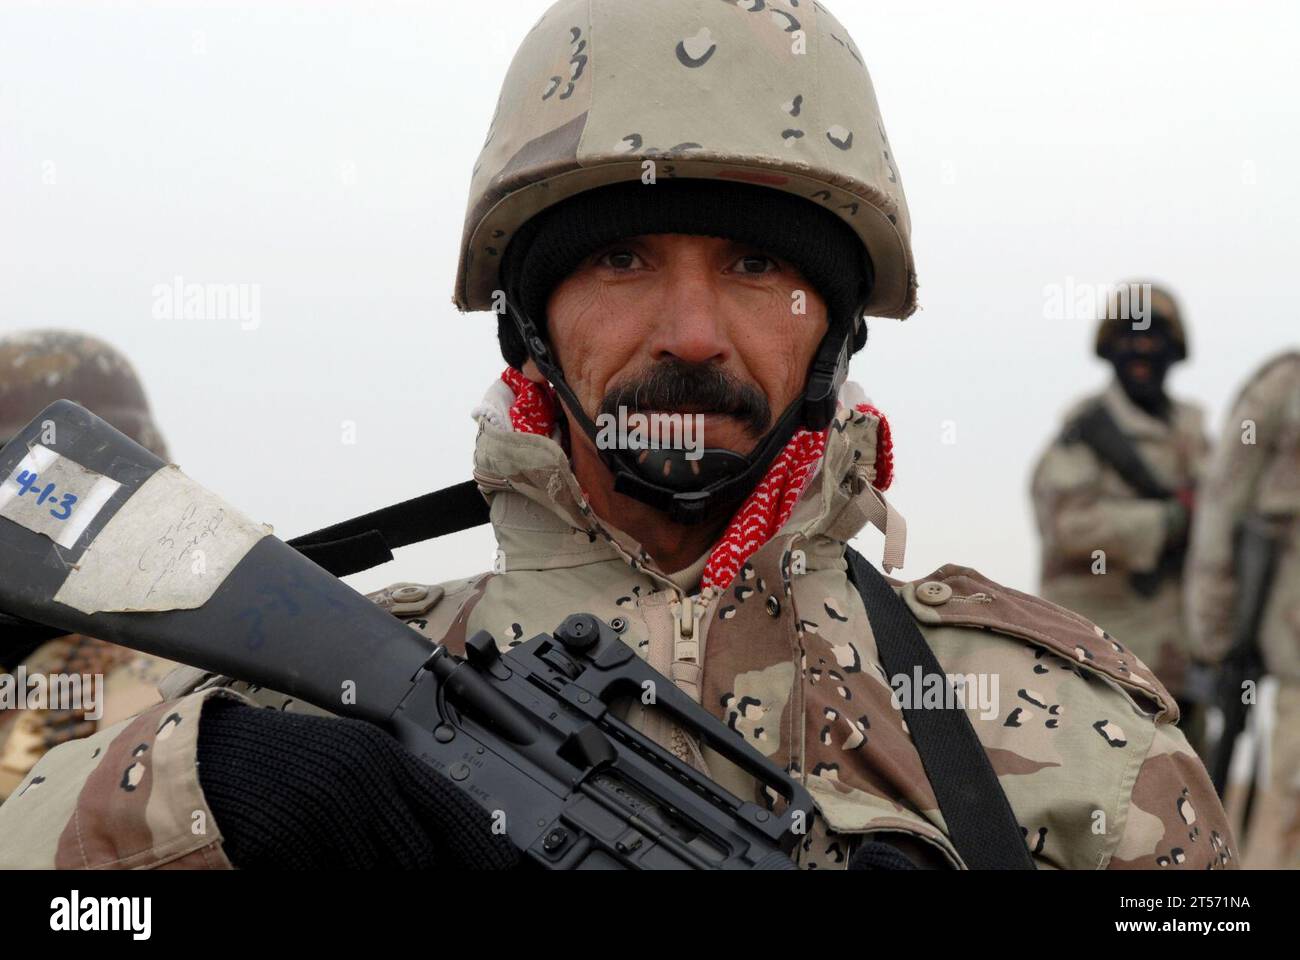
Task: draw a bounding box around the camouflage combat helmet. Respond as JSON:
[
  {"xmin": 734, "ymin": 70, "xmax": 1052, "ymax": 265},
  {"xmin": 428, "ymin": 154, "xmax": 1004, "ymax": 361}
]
[
  {"xmin": 455, "ymin": 0, "xmax": 916, "ymax": 525},
  {"xmin": 0, "ymin": 330, "xmax": 170, "ymax": 458},
  {"xmin": 455, "ymin": 0, "xmax": 917, "ymax": 321},
  {"xmin": 1095, "ymin": 282, "xmax": 1188, "ymax": 362}
]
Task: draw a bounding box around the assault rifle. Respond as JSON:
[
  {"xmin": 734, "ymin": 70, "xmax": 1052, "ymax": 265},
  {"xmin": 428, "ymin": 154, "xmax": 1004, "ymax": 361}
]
[
  {"xmin": 0, "ymin": 401, "xmax": 814, "ymax": 869},
  {"xmin": 1207, "ymin": 514, "xmax": 1281, "ymax": 796}
]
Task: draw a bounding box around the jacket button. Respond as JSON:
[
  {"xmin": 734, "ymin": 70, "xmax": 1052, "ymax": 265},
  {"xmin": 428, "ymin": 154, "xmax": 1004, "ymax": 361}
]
[
  {"xmin": 766, "ymin": 596, "xmax": 781, "ymax": 617},
  {"xmin": 916, "ymin": 581, "xmax": 953, "ymax": 606},
  {"xmin": 391, "ymin": 585, "xmax": 428, "ymax": 604}
]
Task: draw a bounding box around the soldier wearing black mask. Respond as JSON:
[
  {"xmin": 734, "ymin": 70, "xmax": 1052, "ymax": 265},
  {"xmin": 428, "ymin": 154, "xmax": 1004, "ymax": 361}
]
[{"xmin": 1101, "ymin": 303, "xmax": 1186, "ymax": 420}]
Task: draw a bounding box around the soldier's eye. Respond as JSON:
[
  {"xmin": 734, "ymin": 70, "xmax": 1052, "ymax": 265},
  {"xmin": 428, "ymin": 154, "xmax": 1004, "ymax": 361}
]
[
  {"xmin": 598, "ymin": 249, "xmax": 642, "ymax": 271},
  {"xmin": 731, "ymin": 254, "xmax": 778, "ymax": 275}
]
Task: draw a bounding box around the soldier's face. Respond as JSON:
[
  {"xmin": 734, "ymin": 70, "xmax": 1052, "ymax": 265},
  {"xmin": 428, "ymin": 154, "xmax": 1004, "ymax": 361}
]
[
  {"xmin": 541, "ymin": 233, "xmax": 828, "ymax": 457},
  {"xmin": 1111, "ymin": 323, "xmax": 1177, "ymax": 391}
]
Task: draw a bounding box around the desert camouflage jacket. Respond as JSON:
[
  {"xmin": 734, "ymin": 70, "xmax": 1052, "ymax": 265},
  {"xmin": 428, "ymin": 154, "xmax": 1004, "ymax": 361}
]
[
  {"xmin": 0, "ymin": 403, "xmax": 1234, "ymax": 869},
  {"xmin": 1031, "ymin": 381, "xmax": 1208, "ymax": 696},
  {"xmin": 1187, "ymin": 351, "xmax": 1300, "ymax": 681}
]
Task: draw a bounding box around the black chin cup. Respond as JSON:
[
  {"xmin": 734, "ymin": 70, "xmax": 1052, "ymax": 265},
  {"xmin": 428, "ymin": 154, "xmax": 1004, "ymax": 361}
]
[
  {"xmin": 609, "ymin": 397, "xmax": 808, "ymax": 525},
  {"xmin": 629, "ymin": 447, "xmax": 749, "ymax": 494},
  {"xmin": 509, "ymin": 306, "xmax": 855, "ymax": 526}
]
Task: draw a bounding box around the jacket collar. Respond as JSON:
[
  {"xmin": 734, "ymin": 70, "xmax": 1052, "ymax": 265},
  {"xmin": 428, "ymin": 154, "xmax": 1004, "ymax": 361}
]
[{"xmin": 470, "ymin": 384, "xmax": 904, "ymax": 584}]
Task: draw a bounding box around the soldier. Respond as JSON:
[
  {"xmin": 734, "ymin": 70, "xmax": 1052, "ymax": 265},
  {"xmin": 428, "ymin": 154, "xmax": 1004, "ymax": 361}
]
[
  {"xmin": 0, "ymin": 330, "xmax": 178, "ymax": 800},
  {"xmin": 0, "ymin": 0, "xmax": 1233, "ymax": 870},
  {"xmin": 1187, "ymin": 351, "xmax": 1300, "ymax": 868},
  {"xmin": 1031, "ymin": 285, "xmax": 1209, "ymax": 748}
]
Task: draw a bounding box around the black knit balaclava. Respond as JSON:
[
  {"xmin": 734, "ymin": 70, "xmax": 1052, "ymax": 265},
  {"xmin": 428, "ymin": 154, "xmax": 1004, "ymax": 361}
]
[{"xmin": 1104, "ymin": 313, "xmax": 1182, "ymax": 420}]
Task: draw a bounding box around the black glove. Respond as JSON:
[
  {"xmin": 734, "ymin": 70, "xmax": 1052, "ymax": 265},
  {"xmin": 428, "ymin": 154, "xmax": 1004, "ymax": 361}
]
[
  {"xmin": 197, "ymin": 697, "xmax": 521, "ymax": 870},
  {"xmin": 847, "ymin": 838, "xmax": 921, "ymax": 870}
]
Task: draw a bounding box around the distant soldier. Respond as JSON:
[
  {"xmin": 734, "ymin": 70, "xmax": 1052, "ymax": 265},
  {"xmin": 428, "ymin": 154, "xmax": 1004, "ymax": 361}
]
[
  {"xmin": 1032, "ymin": 284, "xmax": 1209, "ymax": 745},
  {"xmin": 1187, "ymin": 350, "xmax": 1300, "ymax": 868},
  {"xmin": 0, "ymin": 330, "xmax": 178, "ymax": 800}
]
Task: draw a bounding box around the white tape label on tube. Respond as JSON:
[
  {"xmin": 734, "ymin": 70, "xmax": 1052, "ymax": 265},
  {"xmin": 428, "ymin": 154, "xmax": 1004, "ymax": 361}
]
[
  {"xmin": 0, "ymin": 444, "xmax": 122, "ymax": 549},
  {"xmin": 53, "ymin": 464, "xmax": 272, "ymax": 615}
]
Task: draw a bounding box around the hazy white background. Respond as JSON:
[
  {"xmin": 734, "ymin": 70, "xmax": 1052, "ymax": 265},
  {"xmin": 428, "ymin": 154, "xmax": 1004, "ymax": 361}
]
[{"xmin": 2, "ymin": 0, "xmax": 1297, "ymax": 596}]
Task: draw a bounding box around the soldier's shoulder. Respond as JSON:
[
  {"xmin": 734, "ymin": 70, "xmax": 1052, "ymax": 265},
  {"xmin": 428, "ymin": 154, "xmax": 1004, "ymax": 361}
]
[
  {"xmin": 364, "ymin": 572, "xmax": 495, "ymax": 645},
  {"xmin": 1032, "ymin": 390, "xmax": 1105, "ymax": 467},
  {"xmin": 1240, "ymin": 350, "xmax": 1300, "ymax": 398},
  {"xmin": 898, "ymin": 564, "xmax": 1176, "ymax": 722},
  {"xmin": 1057, "ymin": 388, "xmax": 1108, "ymax": 428},
  {"xmin": 888, "ymin": 565, "xmax": 1236, "ymax": 869},
  {"xmin": 1253, "ymin": 349, "xmax": 1300, "ymax": 378},
  {"xmin": 152, "ymin": 578, "xmax": 485, "ymax": 705}
]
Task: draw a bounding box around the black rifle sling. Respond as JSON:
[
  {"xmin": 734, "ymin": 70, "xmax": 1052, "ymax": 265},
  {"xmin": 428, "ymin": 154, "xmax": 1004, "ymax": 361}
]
[
  {"xmin": 1068, "ymin": 402, "xmax": 1183, "ymax": 597},
  {"xmin": 288, "ymin": 483, "xmax": 1035, "ymax": 868},
  {"xmin": 845, "ymin": 547, "xmax": 1035, "ymax": 869},
  {"xmin": 1069, "ymin": 402, "xmax": 1171, "ymax": 500},
  {"xmin": 289, "ymin": 480, "xmax": 491, "ymax": 578}
]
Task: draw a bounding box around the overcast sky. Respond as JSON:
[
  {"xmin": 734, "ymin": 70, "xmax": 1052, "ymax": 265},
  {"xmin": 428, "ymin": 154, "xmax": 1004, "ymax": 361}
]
[{"xmin": 2, "ymin": 0, "xmax": 1297, "ymax": 596}]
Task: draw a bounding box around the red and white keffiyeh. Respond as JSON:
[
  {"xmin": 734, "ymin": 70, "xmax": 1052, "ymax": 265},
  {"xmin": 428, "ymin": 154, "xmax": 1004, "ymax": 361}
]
[{"xmin": 498, "ymin": 367, "xmax": 893, "ymax": 591}]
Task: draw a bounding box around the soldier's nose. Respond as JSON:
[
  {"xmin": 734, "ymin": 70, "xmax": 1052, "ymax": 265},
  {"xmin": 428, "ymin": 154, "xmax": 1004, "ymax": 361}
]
[{"xmin": 647, "ymin": 252, "xmax": 733, "ymax": 366}]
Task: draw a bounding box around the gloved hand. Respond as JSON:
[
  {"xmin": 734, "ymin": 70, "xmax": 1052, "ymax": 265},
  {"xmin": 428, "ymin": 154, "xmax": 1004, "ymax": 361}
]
[
  {"xmin": 848, "ymin": 838, "xmax": 921, "ymax": 870},
  {"xmin": 197, "ymin": 697, "xmax": 521, "ymax": 870}
]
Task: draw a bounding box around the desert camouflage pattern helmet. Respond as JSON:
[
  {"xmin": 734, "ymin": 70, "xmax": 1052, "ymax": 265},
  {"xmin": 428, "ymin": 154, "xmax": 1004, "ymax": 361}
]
[
  {"xmin": 1094, "ymin": 281, "xmax": 1188, "ymax": 361},
  {"xmin": 456, "ymin": 0, "xmax": 916, "ymax": 320},
  {"xmin": 0, "ymin": 330, "xmax": 170, "ymax": 459}
]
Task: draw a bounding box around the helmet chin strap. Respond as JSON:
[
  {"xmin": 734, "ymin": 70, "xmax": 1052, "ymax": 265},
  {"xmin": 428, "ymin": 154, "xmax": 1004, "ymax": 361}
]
[{"xmin": 508, "ymin": 304, "xmax": 855, "ymax": 525}]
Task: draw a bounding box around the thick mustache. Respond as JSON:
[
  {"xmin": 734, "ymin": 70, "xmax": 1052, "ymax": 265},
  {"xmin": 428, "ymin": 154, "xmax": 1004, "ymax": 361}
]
[{"xmin": 599, "ymin": 361, "xmax": 771, "ymax": 436}]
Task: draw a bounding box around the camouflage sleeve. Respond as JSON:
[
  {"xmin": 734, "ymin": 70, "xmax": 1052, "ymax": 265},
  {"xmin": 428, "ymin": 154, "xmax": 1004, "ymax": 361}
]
[
  {"xmin": 1032, "ymin": 439, "xmax": 1169, "ymax": 572},
  {"xmin": 1107, "ymin": 720, "xmax": 1237, "ymax": 869},
  {"xmin": 1185, "ymin": 362, "xmax": 1291, "ymax": 662},
  {"xmin": 0, "ymin": 688, "xmax": 245, "ymax": 869}
]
